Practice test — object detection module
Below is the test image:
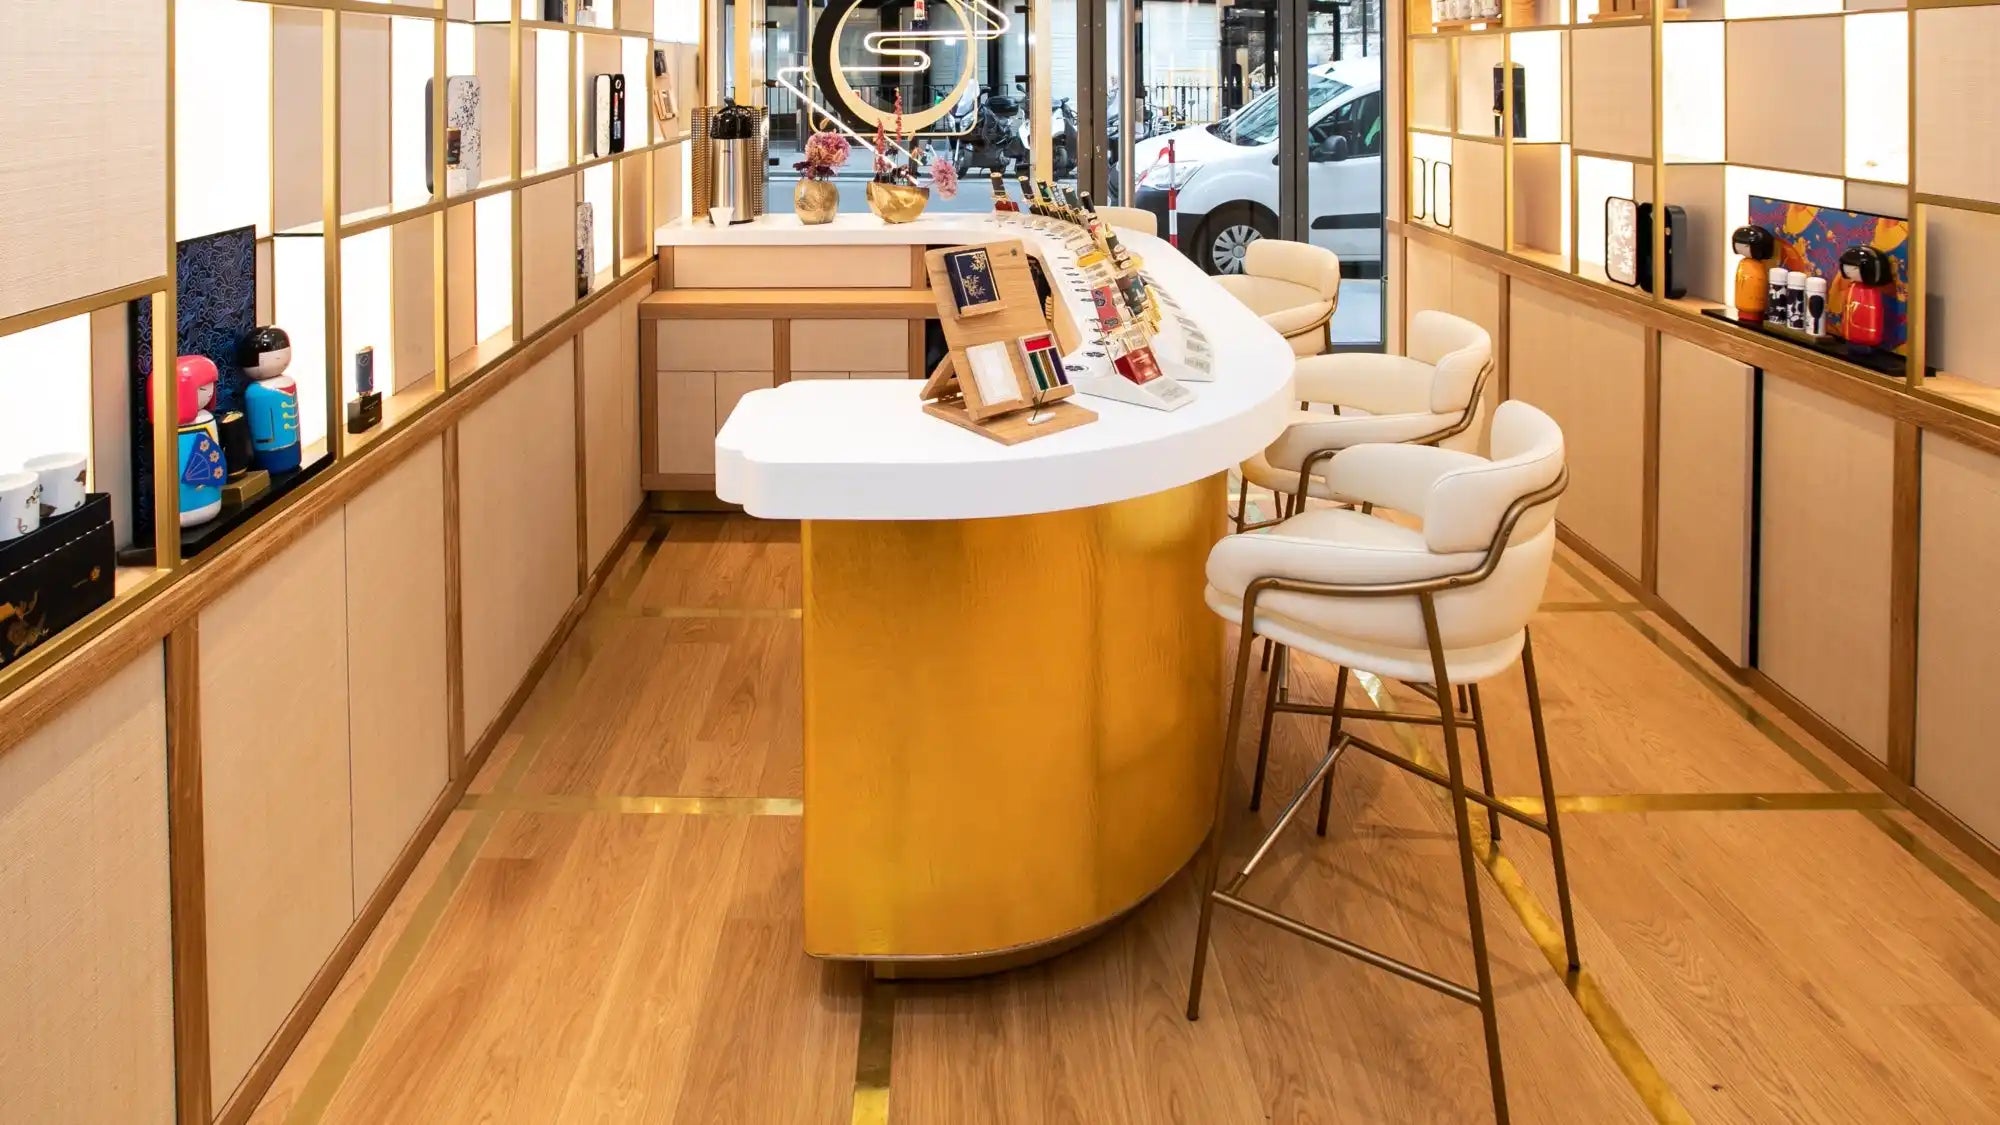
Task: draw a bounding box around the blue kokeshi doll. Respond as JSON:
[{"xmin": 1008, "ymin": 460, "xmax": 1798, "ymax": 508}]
[{"xmin": 239, "ymin": 326, "xmax": 303, "ymax": 473}]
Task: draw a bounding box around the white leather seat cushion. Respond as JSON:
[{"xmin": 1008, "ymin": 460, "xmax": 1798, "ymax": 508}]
[
  {"xmin": 1204, "ymin": 510, "xmax": 1557, "ymax": 683},
  {"xmin": 1263, "ymin": 410, "xmax": 1463, "ymax": 474},
  {"xmin": 1214, "ymin": 274, "xmax": 1332, "ymax": 334}
]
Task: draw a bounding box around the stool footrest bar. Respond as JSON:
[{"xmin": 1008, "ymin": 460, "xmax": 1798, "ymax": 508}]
[
  {"xmin": 1211, "ymin": 891, "xmax": 1482, "ymax": 1005},
  {"xmin": 1343, "ymin": 735, "xmax": 1549, "ymax": 833}
]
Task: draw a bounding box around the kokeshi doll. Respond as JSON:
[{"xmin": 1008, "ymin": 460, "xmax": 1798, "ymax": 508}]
[{"xmin": 1731, "ymin": 225, "xmax": 1774, "ymax": 324}]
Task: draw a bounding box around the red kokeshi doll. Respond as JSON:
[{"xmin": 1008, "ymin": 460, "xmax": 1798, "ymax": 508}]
[{"xmin": 1838, "ymin": 245, "xmax": 1891, "ymax": 354}]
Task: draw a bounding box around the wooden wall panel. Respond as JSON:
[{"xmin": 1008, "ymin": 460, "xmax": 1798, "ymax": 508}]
[
  {"xmin": 1410, "ymin": 40, "xmax": 1451, "ymax": 132},
  {"xmin": 0, "ymin": 650, "xmax": 174, "ymax": 1125},
  {"xmin": 1570, "ymin": 26, "xmax": 1652, "ymax": 160},
  {"xmin": 521, "ymin": 174, "xmax": 580, "ymax": 336},
  {"xmin": 0, "ymin": 0, "xmax": 167, "ymax": 320},
  {"xmin": 582, "ymin": 294, "xmax": 644, "ymax": 571},
  {"xmin": 1921, "ymin": 205, "xmax": 2000, "ymax": 386},
  {"xmin": 1405, "ymin": 236, "xmax": 1453, "ymax": 326},
  {"xmin": 272, "ymin": 10, "xmax": 325, "ymax": 235},
  {"xmin": 1452, "ymin": 139, "xmax": 1506, "ymax": 250},
  {"xmin": 342, "ymin": 438, "xmax": 449, "ymax": 903},
  {"xmin": 674, "ymin": 245, "xmax": 911, "ymax": 289},
  {"xmin": 1758, "ymin": 375, "xmax": 1894, "ymax": 760},
  {"xmin": 460, "ymin": 339, "xmax": 579, "ymax": 744},
  {"xmin": 1726, "ymin": 17, "xmax": 1844, "ymax": 177},
  {"xmin": 391, "ymin": 215, "xmax": 437, "ymax": 391},
  {"xmin": 1914, "ymin": 6, "xmax": 2000, "ymax": 205},
  {"xmin": 340, "ymin": 14, "xmax": 393, "ymax": 216},
  {"xmin": 1914, "ymin": 435, "xmax": 2000, "ymax": 846},
  {"xmin": 1655, "ymin": 334, "xmax": 1755, "ymax": 665},
  {"xmin": 199, "ymin": 517, "xmax": 354, "ymax": 1102},
  {"xmin": 619, "ymin": 152, "xmax": 652, "ymax": 264},
  {"xmin": 446, "ymin": 203, "xmax": 477, "ymax": 361},
  {"xmin": 1507, "ymin": 282, "xmax": 1647, "ymax": 575}
]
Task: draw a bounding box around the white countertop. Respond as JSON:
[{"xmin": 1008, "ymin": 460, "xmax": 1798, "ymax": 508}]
[{"xmin": 689, "ymin": 213, "xmax": 1295, "ymax": 520}]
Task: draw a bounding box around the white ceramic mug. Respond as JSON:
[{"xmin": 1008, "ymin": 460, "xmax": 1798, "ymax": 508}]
[
  {"xmin": 23, "ymin": 452, "xmax": 86, "ymax": 519},
  {"xmin": 709, "ymin": 205, "xmax": 734, "ymax": 227},
  {"xmin": 0, "ymin": 471, "xmax": 41, "ymax": 542}
]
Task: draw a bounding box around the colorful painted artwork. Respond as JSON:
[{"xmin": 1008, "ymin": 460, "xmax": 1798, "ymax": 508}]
[{"xmin": 1747, "ymin": 196, "xmax": 1910, "ymax": 355}]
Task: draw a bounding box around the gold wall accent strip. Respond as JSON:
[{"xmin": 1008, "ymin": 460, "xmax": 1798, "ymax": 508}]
[
  {"xmin": 1351, "ymin": 670, "xmax": 1693, "ymax": 1124},
  {"xmin": 1501, "ymin": 792, "xmax": 1900, "ymax": 815},
  {"xmin": 849, "ymin": 977, "xmax": 895, "ymax": 1125},
  {"xmin": 460, "ymin": 791, "xmax": 803, "ymax": 816}
]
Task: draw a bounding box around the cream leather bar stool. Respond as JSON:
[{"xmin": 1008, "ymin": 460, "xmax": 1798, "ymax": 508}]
[
  {"xmin": 1095, "ymin": 205, "xmax": 1159, "ymax": 238},
  {"xmin": 1233, "ymin": 310, "xmax": 1494, "ymax": 534},
  {"xmin": 1185, "ymin": 401, "xmax": 1580, "ymax": 1125},
  {"xmin": 1214, "ymin": 240, "xmax": 1342, "ymax": 358}
]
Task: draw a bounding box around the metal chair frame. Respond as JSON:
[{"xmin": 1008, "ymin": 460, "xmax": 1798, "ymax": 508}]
[{"xmin": 1186, "ymin": 466, "xmax": 1578, "ymax": 1125}]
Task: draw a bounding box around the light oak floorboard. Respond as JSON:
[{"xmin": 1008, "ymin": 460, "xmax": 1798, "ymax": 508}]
[{"xmin": 254, "ymin": 515, "xmax": 2000, "ymax": 1124}]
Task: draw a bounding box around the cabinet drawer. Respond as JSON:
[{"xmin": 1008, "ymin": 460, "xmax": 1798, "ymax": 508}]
[
  {"xmin": 654, "ymin": 370, "xmax": 717, "ymax": 475},
  {"xmin": 852, "ymin": 370, "xmax": 913, "ymax": 380},
  {"xmin": 715, "ymin": 370, "xmax": 775, "ymax": 431},
  {"xmin": 656, "ymin": 319, "xmax": 774, "ymax": 371},
  {"xmin": 789, "ymin": 319, "xmax": 908, "ymax": 372},
  {"xmin": 790, "ymin": 370, "xmax": 848, "ymax": 380}
]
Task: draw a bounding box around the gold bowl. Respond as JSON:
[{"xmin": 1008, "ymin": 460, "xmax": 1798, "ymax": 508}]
[
  {"xmin": 866, "ymin": 180, "xmax": 930, "ymax": 224},
  {"xmin": 794, "ymin": 178, "xmax": 839, "ymax": 225}
]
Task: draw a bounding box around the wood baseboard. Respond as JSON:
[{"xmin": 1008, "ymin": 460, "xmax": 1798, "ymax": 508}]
[{"xmin": 209, "ymin": 501, "xmax": 647, "ymax": 1125}]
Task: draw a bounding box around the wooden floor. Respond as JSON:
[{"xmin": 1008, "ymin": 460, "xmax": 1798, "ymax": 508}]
[{"xmin": 249, "ymin": 512, "xmax": 2000, "ymax": 1124}]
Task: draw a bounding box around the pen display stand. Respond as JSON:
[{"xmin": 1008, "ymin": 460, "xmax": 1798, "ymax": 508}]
[{"xmin": 920, "ymin": 241, "xmax": 1097, "ymax": 445}]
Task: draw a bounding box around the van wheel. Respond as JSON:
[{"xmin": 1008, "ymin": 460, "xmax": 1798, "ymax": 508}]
[{"xmin": 1195, "ymin": 204, "xmax": 1275, "ymax": 275}]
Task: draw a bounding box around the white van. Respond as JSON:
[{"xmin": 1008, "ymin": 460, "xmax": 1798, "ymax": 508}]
[{"xmin": 1129, "ymin": 57, "xmax": 1383, "ymax": 276}]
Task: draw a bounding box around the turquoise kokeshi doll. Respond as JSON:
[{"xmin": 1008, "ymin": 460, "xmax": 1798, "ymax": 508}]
[{"xmin": 239, "ymin": 326, "xmax": 303, "ymax": 474}]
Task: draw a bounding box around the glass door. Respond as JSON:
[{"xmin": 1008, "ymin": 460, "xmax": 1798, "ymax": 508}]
[{"xmin": 1305, "ymin": 0, "xmax": 1385, "ymax": 346}]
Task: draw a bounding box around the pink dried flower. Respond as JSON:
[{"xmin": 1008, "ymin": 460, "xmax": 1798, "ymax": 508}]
[
  {"xmin": 928, "ymin": 155, "xmax": 959, "ymax": 199},
  {"xmin": 794, "ymin": 130, "xmax": 851, "ymax": 180}
]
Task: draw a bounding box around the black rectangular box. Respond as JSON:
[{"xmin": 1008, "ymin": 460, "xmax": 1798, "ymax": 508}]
[{"xmin": 0, "ymin": 493, "xmax": 116, "ymax": 668}]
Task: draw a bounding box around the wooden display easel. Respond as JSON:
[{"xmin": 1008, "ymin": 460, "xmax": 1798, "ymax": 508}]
[{"xmin": 920, "ymin": 241, "xmax": 1097, "ymax": 445}]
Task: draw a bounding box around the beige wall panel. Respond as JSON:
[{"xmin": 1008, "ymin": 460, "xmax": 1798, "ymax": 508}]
[
  {"xmin": 621, "ymin": 0, "xmax": 654, "ymax": 34},
  {"xmin": 674, "ymin": 245, "xmax": 911, "ymax": 289},
  {"xmin": 655, "ymin": 370, "xmax": 717, "ymax": 474},
  {"xmin": 619, "ymin": 152, "xmax": 652, "ymax": 263},
  {"xmin": 1507, "ymin": 282, "xmax": 1646, "ymax": 574},
  {"xmin": 1449, "ymin": 257, "xmax": 1502, "ymax": 342},
  {"xmin": 1452, "ymin": 139, "xmax": 1506, "ymax": 250},
  {"xmin": 656, "ymin": 318, "xmax": 774, "ymax": 370},
  {"xmin": 1758, "ymin": 376, "xmax": 1894, "ymax": 759},
  {"xmin": 1456, "ymin": 37, "xmax": 1505, "ymax": 138},
  {"xmin": 460, "ymin": 339, "xmax": 580, "ymax": 743},
  {"xmin": 1915, "ymin": 7, "xmax": 2000, "ymax": 205},
  {"xmin": 1570, "ymin": 26, "xmax": 1653, "ymax": 160},
  {"xmin": 716, "ymin": 369, "xmax": 775, "ymax": 431},
  {"xmin": 0, "ymin": 650, "xmax": 173, "ymax": 1125},
  {"xmin": 792, "ymin": 370, "xmax": 849, "ymax": 380},
  {"xmin": 273, "ymin": 11, "xmax": 326, "ymax": 234},
  {"xmin": 476, "ymin": 24, "xmax": 515, "ymax": 181},
  {"xmin": 1726, "ymin": 17, "xmax": 1844, "ymax": 178},
  {"xmin": 343, "ymin": 439, "xmax": 450, "ymax": 903},
  {"xmin": 790, "ymin": 319, "xmax": 909, "ymax": 369},
  {"xmin": 1664, "ymin": 164, "xmax": 1726, "ymax": 305},
  {"xmin": 1411, "ymin": 40, "xmax": 1451, "ymax": 132},
  {"xmin": 654, "ymin": 141, "xmax": 687, "ymax": 226},
  {"xmin": 1916, "ymin": 435, "xmax": 2000, "ymax": 845},
  {"xmin": 522, "ymin": 174, "xmax": 580, "ymax": 336},
  {"xmin": 582, "ymin": 294, "xmax": 645, "ymax": 571},
  {"xmin": 201, "ymin": 517, "xmax": 354, "ymax": 1101},
  {"xmin": 90, "ymin": 307, "xmax": 136, "ymax": 550},
  {"xmin": 392, "ymin": 215, "xmax": 437, "ymax": 391},
  {"xmin": 1655, "ymin": 334, "xmax": 1755, "ymax": 664},
  {"xmin": 1512, "ymin": 144, "xmax": 1566, "ymax": 256},
  {"xmin": 446, "ymin": 203, "xmax": 477, "ymax": 360},
  {"xmin": 341, "ymin": 14, "xmax": 394, "ymax": 216},
  {"xmin": 1405, "ymin": 237, "xmax": 1451, "ymax": 327},
  {"xmin": 1922, "ymin": 205, "xmax": 2000, "ymax": 386},
  {"xmin": 854, "ymin": 370, "xmax": 909, "ymax": 380},
  {"xmin": 0, "ymin": 0, "xmax": 167, "ymax": 320}
]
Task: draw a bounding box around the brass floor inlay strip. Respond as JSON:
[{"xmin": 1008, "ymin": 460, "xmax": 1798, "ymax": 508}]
[
  {"xmin": 1502, "ymin": 792, "xmax": 1900, "ymax": 815},
  {"xmin": 1541, "ymin": 601, "xmax": 1645, "ymax": 613},
  {"xmin": 461, "ymin": 791, "xmax": 804, "ymax": 816},
  {"xmin": 850, "ymin": 976, "xmax": 895, "ymax": 1125},
  {"xmin": 1351, "ymin": 670, "xmax": 1692, "ymax": 1124},
  {"xmin": 1550, "ymin": 552, "xmax": 2000, "ymax": 932}
]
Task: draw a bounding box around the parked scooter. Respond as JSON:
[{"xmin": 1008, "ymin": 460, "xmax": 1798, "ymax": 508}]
[
  {"xmin": 952, "ymin": 87, "xmax": 1029, "ymax": 176},
  {"xmin": 1049, "ymin": 97, "xmax": 1077, "ymax": 181}
]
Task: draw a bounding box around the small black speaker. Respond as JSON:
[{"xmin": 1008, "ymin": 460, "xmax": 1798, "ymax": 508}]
[{"xmin": 1492, "ymin": 63, "xmax": 1526, "ymax": 139}]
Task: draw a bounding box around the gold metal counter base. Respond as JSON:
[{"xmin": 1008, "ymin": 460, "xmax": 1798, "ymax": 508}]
[{"xmin": 802, "ymin": 474, "xmax": 1227, "ymax": 973}]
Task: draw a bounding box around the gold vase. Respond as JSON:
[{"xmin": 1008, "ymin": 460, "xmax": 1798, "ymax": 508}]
[
  {"xmin": 794, "ymin": 178, "xmax": 839, "ymax": 225},
  {"xmin": 866, "ymin": 180, "xmax": 930, "ymax": 224}
]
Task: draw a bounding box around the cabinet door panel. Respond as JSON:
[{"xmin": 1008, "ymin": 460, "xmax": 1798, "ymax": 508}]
[{"xmin": 656, "ymin": 369, "xmax": 717, "ymax": 474}]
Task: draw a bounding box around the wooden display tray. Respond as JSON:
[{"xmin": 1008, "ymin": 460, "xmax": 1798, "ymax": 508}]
[
  {"xmin": 921, "ymin": 390, "xmax": 1097, "ymax": 444},
  {"xmin": 918, "ymin": 240, "xmax": 1097, "ymax": 444}
]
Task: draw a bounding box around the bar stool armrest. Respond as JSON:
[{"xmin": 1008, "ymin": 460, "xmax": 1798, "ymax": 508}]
[{"xmin": 1322, "ymin": 443, "xmax": 1488, "ymax": 517}]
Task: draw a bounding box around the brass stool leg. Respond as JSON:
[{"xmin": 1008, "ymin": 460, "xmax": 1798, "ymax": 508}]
[
  {"xmin": 1314, "ymin": 664, "xmax": 1351, "ymax": 836},
  {"xmin": 1522, "ymin": 627, "xmax": 1581, "ymax": 971},
  {"xmin": 1421, "ymin": 595, "xmax": 1510, "ymax": 1124},
  {"xmin": 1249, "ymin": 643, "xmax": 1286, "ymax": 812},
  {"xmin": 1467, "ymin": 685, "xmax": 1503, "ymax": 843},
  {"xmin": 1188, "ymin": 615, "xmax": 1262, "ymax": 1020}
]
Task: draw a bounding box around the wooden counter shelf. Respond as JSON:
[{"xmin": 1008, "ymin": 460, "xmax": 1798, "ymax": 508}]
[{"xmin": 639, "ymin": 287, "xmax": 939, "ymax": 320}]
